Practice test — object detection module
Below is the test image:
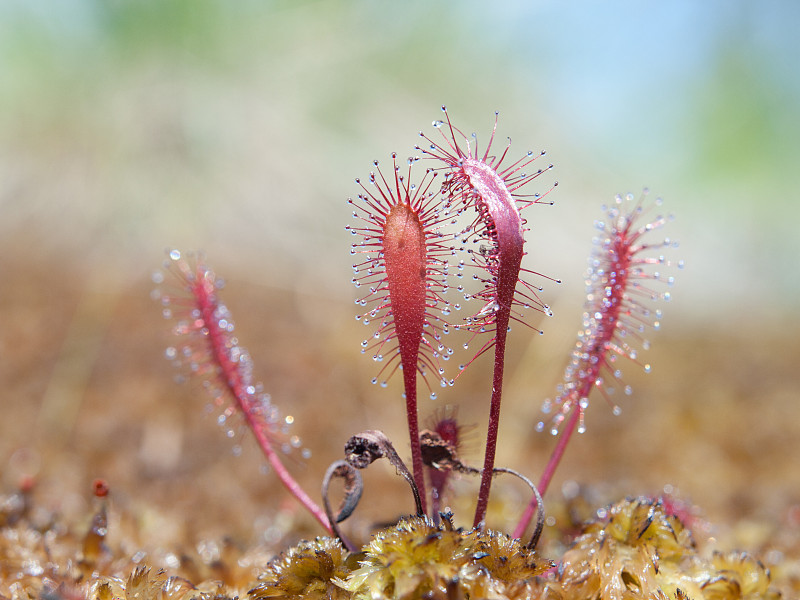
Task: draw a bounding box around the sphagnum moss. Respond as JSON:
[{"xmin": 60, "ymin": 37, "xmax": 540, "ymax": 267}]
[
  {"xmin": 551, "ymin": 497, "xmax": 780, "ymax": 600},
  {"xmin": 249, "ymin": 537, "xmax": 356, "ymax": 600},
  {"xmin": 0, "ymin": 486, "xmax": 789, "ymax": 600},
  {"xmin": 249, "ymin": 515, "xmax": 552, "ymax": 600}
]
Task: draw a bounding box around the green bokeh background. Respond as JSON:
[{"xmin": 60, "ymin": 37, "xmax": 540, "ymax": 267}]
[{"xmin": 2, "ymin": 0, "xmax": 798, "ymax": 324}]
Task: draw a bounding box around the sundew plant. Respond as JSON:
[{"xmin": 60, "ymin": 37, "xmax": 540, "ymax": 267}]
[
  {"xmin": 148, "ymin": 109, "xmax": 782, "ymax": 599},
  {"xmin": 155, "ymin": 106, "xmax": 672, "ymax": 545}
]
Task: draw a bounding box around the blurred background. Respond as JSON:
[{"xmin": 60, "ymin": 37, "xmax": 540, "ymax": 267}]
[{"xmin": 1, "ymin": 0, "xmax": 799, "ymax": 554}]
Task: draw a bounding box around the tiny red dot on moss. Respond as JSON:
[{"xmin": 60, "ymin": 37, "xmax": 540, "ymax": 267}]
[{"xmin": 92, "ymin": 478, "xmax": 110, "ymax": 498}]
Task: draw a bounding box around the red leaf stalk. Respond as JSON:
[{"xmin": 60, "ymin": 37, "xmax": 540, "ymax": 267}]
[
  {"xmin": 418, "ymin": 107, "xmax": 557, "ymax": 527},
  {"xmin": 155, "ymin": 250, "xmax": 331, "ymax": 533},
  {"xmin": 513, "ymin": 191, "xmax": 679, "ymax": 538},
  {"xmin": 348, "ymin": 155, "xmax": 456, "ymax": 514}
]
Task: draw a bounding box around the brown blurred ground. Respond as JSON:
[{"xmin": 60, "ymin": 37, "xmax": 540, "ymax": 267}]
[{"xmin": 2, "ymin": 243, "xmax": 799, "ymax": 556}]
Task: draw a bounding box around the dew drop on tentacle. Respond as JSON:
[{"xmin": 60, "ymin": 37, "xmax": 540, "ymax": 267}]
[{"xmin": 537, "ymin": 191, "xmax": 679, "ymax": 436}]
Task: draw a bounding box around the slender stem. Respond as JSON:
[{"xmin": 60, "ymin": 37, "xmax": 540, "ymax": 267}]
[
  {"xmin": 473, "ymin": 318, "xmax": 509, "ymax": 528},
  {"xmin": 402, "ymin": 363, "xmax": 428, "ymax": 515},
  {"xmin": 512, "ymin": 405, "xmax": 579, "ymax": 538},
  {"xmin": 245, "ymin": 409, "xmax": 332, "ymax": 533},
  {"xmin": 321, "ymin": 461, "xmax": 359, "ymax": 551},
  {"xmin": 492, "ymin": 467, "xmax": 545, "ymax": 549},
  {"xmin": 193, "ymin": 277, "xmax": 331, "ymax": 533},
  {"xmin": 538, "ymin": 406, "xmax": 580, "ymax": 496}
]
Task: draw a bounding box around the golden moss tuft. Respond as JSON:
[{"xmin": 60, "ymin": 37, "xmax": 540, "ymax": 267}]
[
  {"xmin": 339, "ymin": 515, "xmax": 552, "ymax": 600},
  {"xmin": 340, "ymin": 516, "xmax": 468, "ymax": 599},
  {"xmin": 1, "ymin": 489, "xmax": 790, "ymax": 600},
  {"xmin": 552, "ymin": 497, "xmax": 781, "ymax": 600},
  {"xmin": 91, "ymin": 565, "xmax": 236, "ymax": 600},
  {"xmin": 695, "ymin": 551, "xmax": 779, "ymax": 600},
  {"xmin": 457, "ymin": 527, "xmax": 553, "ymax": 599},
  {"xmin": 249, "ymin": 537, "xmax": 355, "ymax": 600}
]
